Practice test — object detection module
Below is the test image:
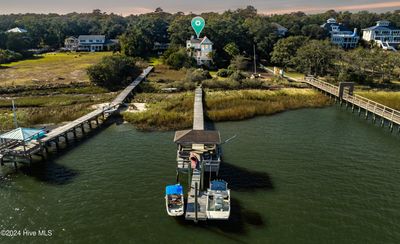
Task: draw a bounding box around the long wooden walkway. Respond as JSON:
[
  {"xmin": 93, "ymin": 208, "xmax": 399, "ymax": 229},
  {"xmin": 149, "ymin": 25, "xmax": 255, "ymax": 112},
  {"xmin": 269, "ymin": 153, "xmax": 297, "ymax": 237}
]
[
  {"xmin": 261, "ymin": 65, "xmax": 400, "ymax": 131},
  {"xmin": 43, "ymin": 66, "xmax": 153, "ymax": 143},
  {"xmin": 304, "ymin": 76, "xmax": 400, "ymax": 129},
  {"xmin": 193, "ymin": 88, "xmax": 204, "ymax": 130},
  {"xmin": 0, "ymin": 66, "xmax": 153, "ymax": 164}
]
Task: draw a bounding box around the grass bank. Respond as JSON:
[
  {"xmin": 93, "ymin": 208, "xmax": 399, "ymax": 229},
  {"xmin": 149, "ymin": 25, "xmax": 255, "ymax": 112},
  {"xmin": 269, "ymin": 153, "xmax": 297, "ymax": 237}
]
[
  {"xmin": 123, "ymin": 89, "xmax": 331, "ymax": 131},
  {"xmin": 0, "ymin": 52, "xmax": 112, "ymax": 87},
  {"xmin": 0, "ymin": 93, "xmax": 115, "ymax": 131}
]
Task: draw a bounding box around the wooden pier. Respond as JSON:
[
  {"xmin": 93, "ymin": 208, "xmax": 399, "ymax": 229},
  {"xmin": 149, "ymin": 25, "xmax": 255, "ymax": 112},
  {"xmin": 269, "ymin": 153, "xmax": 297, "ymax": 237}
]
[
  {"xmin": 173, "ymin": 87, "xmax": 223, "ymax": 222},
  {"xmin": 304, "ymin": 76, "xmax": 400, "ymax": 131},
  {"xmin": 262, "ymin": 65, "xmax": 400, "ymax": 132},
  {"xmin": 0, "ymin": 66, "xmax": 153, "ymax": 166}
]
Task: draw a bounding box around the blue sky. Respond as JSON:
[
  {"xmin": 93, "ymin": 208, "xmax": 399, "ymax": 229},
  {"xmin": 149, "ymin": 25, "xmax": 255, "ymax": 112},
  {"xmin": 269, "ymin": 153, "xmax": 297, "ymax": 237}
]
[{"xmin": 0, "ymin": 0, "xmax": 399, "ymax": 15}]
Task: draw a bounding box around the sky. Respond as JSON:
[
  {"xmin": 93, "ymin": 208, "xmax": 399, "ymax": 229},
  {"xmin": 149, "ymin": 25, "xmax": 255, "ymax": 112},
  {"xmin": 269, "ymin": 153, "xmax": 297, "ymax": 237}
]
[{"xmin": 0, "ymin": 0, "xmax": 399, "ymax": 15}]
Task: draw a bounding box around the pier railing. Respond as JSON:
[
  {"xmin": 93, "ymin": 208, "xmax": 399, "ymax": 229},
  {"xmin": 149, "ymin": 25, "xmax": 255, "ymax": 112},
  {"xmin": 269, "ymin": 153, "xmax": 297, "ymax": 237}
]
[{"xmin": 304, "ymin": 76, "xmax": 400, "ymax": 125}]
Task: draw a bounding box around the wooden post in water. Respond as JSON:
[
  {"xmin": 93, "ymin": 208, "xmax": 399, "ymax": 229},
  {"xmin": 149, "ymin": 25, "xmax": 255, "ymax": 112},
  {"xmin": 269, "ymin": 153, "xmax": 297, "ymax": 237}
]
[
  {"xmin": 188, "ymin": 162, "xmax": 192, "ymax": 189},
  {"xmin": 176, "ymin": 170, "xmax": 179, "ymax": 183},
  {"xmin": 194, "ymin": 182, "xmax": 198, "ymax": 223},
  {"xmin": 88, "ymin": 120, "xmax": 93, "ymax": 130},
  {"xmin": 200, "ymin": 160, "xmax": 205, "ymax": 190},
  {"xmin": 81, "ymin": 124, "xmax": 85, "ymax": 134},
  {"xmin": 73, "ymin": 128, "xmax": 77, "ymax": 139},
  {"xmin": 381, "ymin": 118, "xmax": 385, "ymax": 127}
]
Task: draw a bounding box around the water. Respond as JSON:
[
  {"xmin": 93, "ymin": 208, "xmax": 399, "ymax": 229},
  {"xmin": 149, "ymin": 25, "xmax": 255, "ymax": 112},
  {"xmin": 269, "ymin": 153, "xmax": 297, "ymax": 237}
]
[{"xmin": 1, "ymin": 106, "xmax": 400, "ymax": 243}]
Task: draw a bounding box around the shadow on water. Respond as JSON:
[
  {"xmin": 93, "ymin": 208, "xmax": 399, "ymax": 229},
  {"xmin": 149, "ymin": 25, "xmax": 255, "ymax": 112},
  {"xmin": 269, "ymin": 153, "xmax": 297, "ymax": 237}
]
[
  {"xmin": 1, "ymin": 115, "xmax": 123, "ymax": 185},
  {"xmin": 218, "ymin": 161, "xmax": 274, "ymax": 192},
  {"xmin": 175, "ymin": 197, "xmax": 265, "ymax": 240}
]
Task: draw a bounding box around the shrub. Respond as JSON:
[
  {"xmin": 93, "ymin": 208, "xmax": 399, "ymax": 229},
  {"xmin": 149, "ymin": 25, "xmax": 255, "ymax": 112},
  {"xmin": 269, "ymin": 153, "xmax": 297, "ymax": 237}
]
[
  {"xmin": 185, "ymin": 69, "xmax": 211, "ymax": 83},
  {"xmin": 240, "ymin": 79, "xmax": 267, "ymax": 89},
  {"xmin": 87, "ymin": 54, "xmax": 140, "ymax": 90},
  {"xmin": 0, "ymin": 49, "xmax": 23, "ymax": 64},
  {"xmin": 230, "ymin": 70, "xmax": 245, "ymax": 81},
  {"xmin": 216, "ymin": 69, "xmax": 229, "ymax": 77},
  {"xmin": 202, "ymin": 79, "xmax": 240, "ymax": 90},
  {"xmin": 163, "ymin": 47, "xmax": 196, "ymax": 70}
]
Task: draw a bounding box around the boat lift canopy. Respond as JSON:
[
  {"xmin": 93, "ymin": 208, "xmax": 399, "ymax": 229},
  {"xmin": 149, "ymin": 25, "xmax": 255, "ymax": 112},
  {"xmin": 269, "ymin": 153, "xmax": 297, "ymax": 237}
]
[
  {"xmin": 165, "ymin": 185, "xmax": 183, "ymax": 195},
  {"xmin": 0, "ymin": 128, "xmax": 45, "ymax": 142}
]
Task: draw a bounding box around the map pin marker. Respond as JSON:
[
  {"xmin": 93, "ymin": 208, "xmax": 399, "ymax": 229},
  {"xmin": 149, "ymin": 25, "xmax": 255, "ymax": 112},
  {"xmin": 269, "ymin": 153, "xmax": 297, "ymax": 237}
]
[{"xmin": 191, "ymin": 16, "xmax": 205, "ymax": 39}]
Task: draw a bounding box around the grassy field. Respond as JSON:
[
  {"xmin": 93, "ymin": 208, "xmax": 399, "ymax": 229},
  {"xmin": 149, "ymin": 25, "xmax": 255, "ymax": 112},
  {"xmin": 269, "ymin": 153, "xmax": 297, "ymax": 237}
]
[
  {"xmin": 123, "ymin": 89, "xmax": 331, "ymax": 131},
  {"xmin": 0, "ymin": 52, "xmax": 112, "ymax": 87}
]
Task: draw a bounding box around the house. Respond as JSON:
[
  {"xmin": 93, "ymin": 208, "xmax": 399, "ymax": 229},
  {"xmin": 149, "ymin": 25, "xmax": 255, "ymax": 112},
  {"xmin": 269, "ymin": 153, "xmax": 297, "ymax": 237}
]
[
  {"xmin": 362, "ymin": 21, "xmax": 400, "ymax": 51},
  {"xmin": 6, "ymin": 27, "xmax": 28, "ymax": 33},
  {"xmin": 271, "ymin": 23, "xmax": 288, "ymax": 37},
  {"xmin": 321, "ymin": 18, "xmax": 359, "ymax": 49},
  {"xmin": 77, "ymin": 35, "xmax": 106, "ymax": 52},
  {"xmin": 64, "ymin": 36, "xmax": 79, "ymax": 51},
  {"xmin": 64, "ymin": 35, "xmax": 117, "ymax": 52},
  {"xmin": 186, "ymin": 36, "xmax": 213, "ymax": 65}
]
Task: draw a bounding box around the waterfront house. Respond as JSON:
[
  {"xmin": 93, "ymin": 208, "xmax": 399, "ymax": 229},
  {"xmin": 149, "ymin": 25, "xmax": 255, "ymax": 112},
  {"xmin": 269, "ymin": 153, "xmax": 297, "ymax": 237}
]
[
  {"xmin": 321, "ymin": 18, "xmax": 359, "ymax": 49},
  {"xmin": 6, "ymin": 27, "xmax": 28, "ymax": 33},
  {"xmin": 64, "ymin": 35, "xmax": 117, "ymax": 52},
  {"xmin": 362, "ymin": 21, "xmax": 400, "ymax": 51},
  {"xmin": 186, "ymin": 36, "xmax": 213, "ymax": 65}
]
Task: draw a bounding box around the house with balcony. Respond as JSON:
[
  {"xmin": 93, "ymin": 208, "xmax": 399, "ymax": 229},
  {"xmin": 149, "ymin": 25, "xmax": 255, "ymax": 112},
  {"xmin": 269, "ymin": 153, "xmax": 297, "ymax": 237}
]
[
  {"xmin": 362, "ymin": 21, "xmax": 400, "ymax": 51},
  {"xmin": 186, "ymin": 36, "xmax": 213, "ymax": 65},
  {"xmin": 321, "ymin": 18, "xmax": 359, "ymax": 49},
  {"xmin": 64, "ymin": 35, "xmax": 117, "ymax": 52}
]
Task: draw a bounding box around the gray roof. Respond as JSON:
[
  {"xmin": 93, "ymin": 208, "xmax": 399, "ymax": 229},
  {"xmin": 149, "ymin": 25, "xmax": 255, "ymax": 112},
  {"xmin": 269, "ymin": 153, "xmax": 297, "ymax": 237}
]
[
  {"xmin": 174, "ymin": 130, "xmax": 221, "ymax": 144},
  {"xmin": 363, "ymin": 20, "xmax": 400, "ymax": 31}
]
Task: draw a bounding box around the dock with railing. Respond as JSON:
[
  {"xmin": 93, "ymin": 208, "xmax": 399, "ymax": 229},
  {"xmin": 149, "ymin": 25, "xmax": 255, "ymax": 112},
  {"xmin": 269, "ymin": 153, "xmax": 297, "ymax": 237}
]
[
  {"xmin": 304, "ymin": 76, "xmax": 400, "ymax": 131},
  {"xmin": 0, "ymin": 66, "xmax": 153, "ymax": 166}
]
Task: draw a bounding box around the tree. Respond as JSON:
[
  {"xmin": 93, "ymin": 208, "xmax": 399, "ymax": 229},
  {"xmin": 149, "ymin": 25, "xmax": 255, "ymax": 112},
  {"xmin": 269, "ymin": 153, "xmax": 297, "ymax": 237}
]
[
  {"xmin": 87, "ymin": 55, "xmax": 141, "ymax": 90},
  {"xmin": 223, "ymin": 42, "xmax": 240, "ymax": 57},
  {"xmin": 163, "ymin": 47, "xmax": 196, "ymax": 69},
  {"xmin": 270, "ymin": 36, "xmax": 307, "ymax": 69},
  {"xmin": 229, "ymin": 55, "xmax": 249, "ymax": 71},
  {"xmin": 301, "ymin": 24, "xmax": 327, "ymax": 39},
  {"xmin": 292, "ymin": 40, "xmax": 339, "ymax": 76}
]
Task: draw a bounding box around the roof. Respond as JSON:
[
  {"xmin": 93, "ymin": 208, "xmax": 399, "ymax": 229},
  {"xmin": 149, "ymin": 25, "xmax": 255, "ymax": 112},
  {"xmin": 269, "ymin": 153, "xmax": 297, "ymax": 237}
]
[
  {"xmin": 321, "ymin": 22, "xmax": 352, "ymax": 33},
  {"xmin": 363, "ymin": 20, "xmax": 400, "ymax": 31},
  {"xmin": 271, "ymin": 23, "xmax": 288, "ymax": 31},
  {"xmin": 174, "ymin": 130, "xmax": 221, "ymax": 144},
  {"xmin": 78, "ymin": 35, "xmax": 106, "ymax": 40},
  {"xmin": 166, "ymin": 184, "xmax": 183, "ymax": 195},
  {"xmin": 188, "ymin": 36, "xmax": 213, "ymax": 45},
  {"xmin": 0, "ymin": 128, "xmax": 45, "ymax": 142},
  {"xmin": 6, "ymin": 27, "xmax": 27, "ymax": 33}
]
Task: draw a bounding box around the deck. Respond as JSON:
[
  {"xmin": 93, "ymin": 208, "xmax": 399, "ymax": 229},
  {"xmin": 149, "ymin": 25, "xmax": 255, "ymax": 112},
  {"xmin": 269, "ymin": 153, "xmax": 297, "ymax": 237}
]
[{"xmin": 185, "ymin": 170, "xmax": 207, "ymax": 221}]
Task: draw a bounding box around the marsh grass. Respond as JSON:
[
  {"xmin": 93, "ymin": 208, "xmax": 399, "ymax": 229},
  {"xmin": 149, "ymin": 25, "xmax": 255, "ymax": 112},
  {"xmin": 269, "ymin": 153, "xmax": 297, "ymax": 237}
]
[
  {"xmin": 123, "ymin": 89, "xmax": 331, "ymax": 131},
  {"xmin": 357, "ymin": 91, "xmax": 400, "ymax": 110}
]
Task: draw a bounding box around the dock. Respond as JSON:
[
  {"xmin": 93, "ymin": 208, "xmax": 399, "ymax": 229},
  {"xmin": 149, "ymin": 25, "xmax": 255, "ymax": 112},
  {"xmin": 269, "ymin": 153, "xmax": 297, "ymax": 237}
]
[
  {"xmin": 304, "ymin": 76, "xmax": 400, "ymax": 130},
  {"xmin": 262, "ymin": 65, "xmax": 400, "ymax": 132},
  {"xmin": 0, "ymin": 66, "xmax": 153, "ymax": 166},
  {"xmin": 173, "ymin": 87, "xmax": 225, "ymax": 222}
]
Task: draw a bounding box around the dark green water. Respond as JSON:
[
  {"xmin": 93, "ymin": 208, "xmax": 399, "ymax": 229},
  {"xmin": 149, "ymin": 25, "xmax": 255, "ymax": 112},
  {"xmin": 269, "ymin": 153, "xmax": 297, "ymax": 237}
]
[{"xmin": 1, "ymin": 106, "xmax": 400, "ymax": 244}]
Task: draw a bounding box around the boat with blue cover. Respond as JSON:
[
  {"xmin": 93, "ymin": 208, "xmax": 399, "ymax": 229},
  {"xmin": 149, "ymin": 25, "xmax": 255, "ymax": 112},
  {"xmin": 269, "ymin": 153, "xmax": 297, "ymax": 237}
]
[
  {"xmin": 165, "ymin": 184, "xmax": 184, "ymax": 216},
  {"xmin": 206, "ymin": 180, "xmax": 230, "ymax": 220}
]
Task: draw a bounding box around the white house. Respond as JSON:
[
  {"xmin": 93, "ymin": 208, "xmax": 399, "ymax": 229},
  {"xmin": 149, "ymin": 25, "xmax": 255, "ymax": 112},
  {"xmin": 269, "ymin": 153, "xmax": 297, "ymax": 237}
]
[
  {"xmin": 321, "ymin": 18, "xmax": 359, "ymax": 49},
  {"xmin": 186, "ymin": 36, "xmax": 213, "ymax": 65},
  {"xmin": 6, "ymin": 27, "xmax": 28, "ymax": 33},
  {"xmin": 362, "ymin": 21, "xmax": 400, "ymax": 51},
  {"xmin": 64, "ymin": 35, "xmax": 117, "ymax": 52},
  {"xmin": 77, "ymin": 35, "xmax": 106, "ymax": 52}
]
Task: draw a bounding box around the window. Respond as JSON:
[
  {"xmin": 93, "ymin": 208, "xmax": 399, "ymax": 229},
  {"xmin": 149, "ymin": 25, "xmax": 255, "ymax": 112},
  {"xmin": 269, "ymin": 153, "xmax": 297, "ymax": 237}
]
[{"xmin": 89, "ymin": 40, "xmax": 93, "ymax": 43}]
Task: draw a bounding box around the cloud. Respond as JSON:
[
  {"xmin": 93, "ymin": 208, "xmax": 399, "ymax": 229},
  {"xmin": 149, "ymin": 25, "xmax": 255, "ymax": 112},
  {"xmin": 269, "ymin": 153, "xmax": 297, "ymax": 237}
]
[{"xmin": 260, "ymin": 1, "xmax": 400, "ymax": 14}]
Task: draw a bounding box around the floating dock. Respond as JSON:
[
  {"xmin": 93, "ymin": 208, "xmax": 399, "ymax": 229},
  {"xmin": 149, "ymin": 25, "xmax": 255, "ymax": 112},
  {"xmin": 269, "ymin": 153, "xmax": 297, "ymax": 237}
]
[{"xmin": 0, "ymin": 66, "xmax": 153, "ymax": 166}]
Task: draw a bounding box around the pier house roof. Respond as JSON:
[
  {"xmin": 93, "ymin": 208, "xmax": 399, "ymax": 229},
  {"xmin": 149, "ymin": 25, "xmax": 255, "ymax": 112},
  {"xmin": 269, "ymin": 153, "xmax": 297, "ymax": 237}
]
[
  {"xmin": 0, "ymin": 128, "xmax": 44, "ymax": 142},
  {"xmin": 174, "ymin": 130, "xmax": 221, "ymax": 145}
]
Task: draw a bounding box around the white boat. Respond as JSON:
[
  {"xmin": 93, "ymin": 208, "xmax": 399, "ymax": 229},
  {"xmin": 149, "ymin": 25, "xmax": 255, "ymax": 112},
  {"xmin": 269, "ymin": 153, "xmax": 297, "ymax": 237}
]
[
  {"xmin": 206, "ymin": 180, "xmax": 230, "ymax": 220},
  {"xmin": 165, "ymin": 184, "xmax": 184, "ymax": 216}
]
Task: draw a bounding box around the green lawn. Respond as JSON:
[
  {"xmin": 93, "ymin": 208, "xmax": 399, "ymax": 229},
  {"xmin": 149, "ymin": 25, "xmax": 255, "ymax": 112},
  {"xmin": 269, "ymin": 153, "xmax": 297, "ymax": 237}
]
[{"xmin": 0, "ymin": 52, "xmax": 112, "ymax": 87}]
